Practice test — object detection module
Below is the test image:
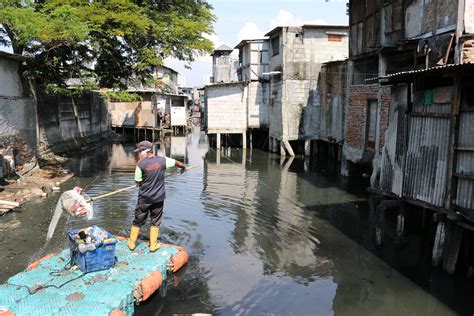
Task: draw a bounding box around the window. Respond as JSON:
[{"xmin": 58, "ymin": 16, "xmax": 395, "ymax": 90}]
[
  {"xmin": 328, "ymin": 34, "xmax": 343, "ymax": 42},
  {"xmin": 271, "ymin": 36, "xmax": 280, "ymax": 56},
  {"xmin": 366, "ymin": 99, "xmax": 378, "ymax": 150}
]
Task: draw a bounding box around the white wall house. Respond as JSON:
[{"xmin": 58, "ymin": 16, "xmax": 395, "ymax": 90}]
[{"xmin": 266, "ymin": 24, "xmax": 349, "ymax": 156}]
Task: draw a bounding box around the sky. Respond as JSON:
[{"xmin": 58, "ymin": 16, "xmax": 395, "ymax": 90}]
[
  {"xmin": 0, "ymin": 0, "xmax": 349, "ymax": 87},
  {"xmin": 166, "ymin": 0, "xmax": 349, "ymax": 87}
]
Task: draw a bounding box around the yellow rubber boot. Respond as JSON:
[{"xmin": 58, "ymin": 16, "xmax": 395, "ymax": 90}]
[
  {"xmin": 149, "ymin": 226, "xmax": 160, "ymax": 252},
  {"xmin": 128, "ymin": 226, "xmax": 140, "ymax": 250}
]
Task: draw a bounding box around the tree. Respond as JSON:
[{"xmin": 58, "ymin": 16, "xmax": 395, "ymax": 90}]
[{"xmin": 0, "ymin": 0, "xmax": 215, "ymax": 89}]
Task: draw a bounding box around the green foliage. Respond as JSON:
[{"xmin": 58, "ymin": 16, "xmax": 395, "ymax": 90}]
[
  {"xmin": 102, "ymin": 91, "xmax": 142, "ymax": 102},
  {"xmin": 0, "ymin": 0, "xmax": 215, "ymax": 89},
  {"xmin": 46, "ymin": 80, "xmax": 98, "ymax": 96}
]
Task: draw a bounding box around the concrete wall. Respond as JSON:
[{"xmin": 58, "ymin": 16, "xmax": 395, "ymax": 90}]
[
  {"xmin": 108, "ymin": 100, "xmax": 155, "ymax": 128},
  {"xmin": 239, "ymin": 41, "xmax": 270, "ymax": 81},
  {"xmin": 0, "ymin": 57, "xmax": 23, "ymax": 97},
  {"xmin": 0, "ymin": 55, "xmax": 36, "ymax": 178},
  {"xmin": 206, "ymin": 83, "xmax": 247, "ymax": 133},
  {"xmin": 319, "ymin": 61, "xmax": 347, "ymax": 143},
  {"xmin": 269, "ymin": 80, "xmax": 283, "ymax": 139},
  {"xmin": 37, "ymin": 93, "xmax": 109, "ymax": 154},
  {"xmin": 269, "ymin": 26, "xmax": 349, "ymax": 142},
  {"xmin": 247, "ymin": 81, "xmax": 269, "ymax": 128}
]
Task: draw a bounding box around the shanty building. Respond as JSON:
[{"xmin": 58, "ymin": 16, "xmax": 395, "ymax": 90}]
[{"xmin": 363, "ymin": 0, "xmax": 474, "ymax": 275}]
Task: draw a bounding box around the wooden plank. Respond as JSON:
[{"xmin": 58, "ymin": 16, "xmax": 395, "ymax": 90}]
[{"xmin": 0, "ymin": 200, "xmax": 20, "ymax": 207}]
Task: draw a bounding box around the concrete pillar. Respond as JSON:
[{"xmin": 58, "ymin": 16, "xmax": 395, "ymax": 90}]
[
  {"xmin": 283, "ymin": 140, "xmax": 295, "ymax": 157},
  {"xmin": 432, "ymin": 221, "xmax": 446, "ymax": 267},
  {"xmin": 304, "ymin": 140, "xmax": 311, "ymax": 156},
  {"xmin": 304, "ymin": 158, "xmax": 310, "ymax": 173},
  {"xmin": 280, "ymin": 140, "xmax": 286, "ymax": 156},
  {"xmin": 216, "ymin": 149, "xmax": 221, "ymax": 164},
  {"xmin": 340, "ymin": 153, "xmax": 349, "ymax": 176},
  {"xmin": 242, "ymin": 131, "xmax": 247, "ymax": 149},
  {"xmin": 272, "ymin": 138, "xmax": 278, "ymax": 153},
  {"xmin": 442, "ymin": 221, "xmax": 463, "ymax": 275},
  {"xmin": 249, "ymin": 130, "xmax": 253, "ymax": 150},
  {"xmin": 216, "ymin": 133, "xmax": 221, "ymax": 149}
]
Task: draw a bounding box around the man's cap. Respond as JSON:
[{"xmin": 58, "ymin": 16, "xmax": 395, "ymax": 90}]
[{"xmin": 134, "ymin": 140, "xmax": 153, "ymax": 152}]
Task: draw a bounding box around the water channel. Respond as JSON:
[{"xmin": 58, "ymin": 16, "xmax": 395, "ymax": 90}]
[{"xmin": 1, "ymin": 129, "xmax": 473, "ymax": 315}]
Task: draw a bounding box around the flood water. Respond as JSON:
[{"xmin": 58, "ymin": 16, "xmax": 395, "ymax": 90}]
[{"xmin": 1, "ymin": 129, "xmax": 473, "ymax": 315}]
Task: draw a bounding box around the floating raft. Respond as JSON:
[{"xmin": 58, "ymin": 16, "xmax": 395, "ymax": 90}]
[{"xmin": 0, "ymin": 239, "xmax": 189, "ymax": 316}]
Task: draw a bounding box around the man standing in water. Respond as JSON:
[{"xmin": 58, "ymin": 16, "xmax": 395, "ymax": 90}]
[{"xmin": 129, "ymin": 140, "xmax": 187, "ymax": 252}]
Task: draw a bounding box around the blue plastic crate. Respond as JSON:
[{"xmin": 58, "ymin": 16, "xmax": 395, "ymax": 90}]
[{"xmin": 67, "ymin": 227, "xmax": 117, "ymax": 273}]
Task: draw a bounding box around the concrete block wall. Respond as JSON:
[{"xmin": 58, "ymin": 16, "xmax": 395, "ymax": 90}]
[
  {"xmin": 268, "ymin": 26, "xmax": 349, "ymax": 142},
  {"xmin": 269, "ymin": 81, "xmax": 283, "ymax": 138},
  {"xmin": 283, "ymin": 79, "xmax": 317, "ymax": 140},
  {"xmin": 206, "ymin": 83, "xmax": 247, "ymax": 131},
  {"xmin": 247, "ymin": 81, "xmax": 269, "ymax": 128}
]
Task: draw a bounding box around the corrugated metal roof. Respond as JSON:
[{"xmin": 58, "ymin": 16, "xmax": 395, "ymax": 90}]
[
  {"xmin": 213, "ymin": 44, "xmax": 233, "ymax": 51},
  {"xmin": 370, "ymin": 62, "xmax": 474, "ymax": 83},
  {"xmin": 234, "ymin": 38, "xmax": 268, "ymax": 49}
]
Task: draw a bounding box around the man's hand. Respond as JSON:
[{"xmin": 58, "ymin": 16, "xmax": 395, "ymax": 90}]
[{"xmin": 175, "ymin": 160, "xmax": 187, "ymax": 170}]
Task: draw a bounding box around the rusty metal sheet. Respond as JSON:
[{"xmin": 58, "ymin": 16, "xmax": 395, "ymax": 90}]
[
  {"xmin": 379, "ymin": 84, "xmax": 408, "ymax": 196},
  {"xmin": 403, "ymin": 116, "xmax": 450, "ymax": 207}
]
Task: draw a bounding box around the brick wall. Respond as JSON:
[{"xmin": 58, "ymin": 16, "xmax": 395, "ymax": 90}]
[
  {"xmin": 345, "ymin": 84, "xmax": 391, "ymax": 156},
  {"xmin": 379, "ymin": 86, "xmax": 391, "ymax": 151}
]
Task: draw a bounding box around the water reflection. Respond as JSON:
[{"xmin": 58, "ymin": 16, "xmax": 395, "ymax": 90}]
[{"xmin": 0, "ymin": 129, "xmax": 468, "ymax": 315}]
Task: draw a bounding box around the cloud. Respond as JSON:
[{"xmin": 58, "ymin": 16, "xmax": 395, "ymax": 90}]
[
  {"xmin": 270, "ymin": 9, "xmax": 327, "ymax": 28},
  {"xmin": 237, "ymin": 22, "xmax": 266, "ymax": 41}
]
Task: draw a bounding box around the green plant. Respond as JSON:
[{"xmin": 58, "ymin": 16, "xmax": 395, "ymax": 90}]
[{"xmin": 102, "ymin": 91, "xmax": 142, "ymax": 102}]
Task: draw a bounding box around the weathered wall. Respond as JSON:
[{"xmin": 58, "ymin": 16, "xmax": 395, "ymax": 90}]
[
  {"xmin": 344, "ymin": 84, "xmax": 390, "ymax": 162},
  {"xmin": 0, "ymin": 98, "xmax": 37, "ymax": 176},
  {"xmin": 37, "ymin": 93, "xmax": 109, "ymax": 154},
  {"xmin": 0, "ymin": 57, "xmax": 23, "ymax": 97},
  {"xmin": 239, "ymin": 41, "xmax": 270, "ymax": 81},
  {"xmin": 269, "ymin": 26, "xmax": 349, "ymax": 141},
  {"xmin": 108, "ymin": 101, "xmax": 154, "ymax": 127},
  {"xmin": 247, "ymin": 81, "xmax": 269, "ymax": 128},
  {"xmin": 269, "ymin": 80, "xmax": 283, "ymax": 139},
  {"xmin": 206, "ymin": 83, "xmax": 247, "ymax": 132},
  {"xmin": 319, "ymin": 61, "xmax": 347, "ymax": 143},
  {"xmin": 0, "ymin": 55, "xmax": 36, "ymax": 178}
]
